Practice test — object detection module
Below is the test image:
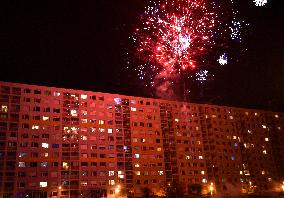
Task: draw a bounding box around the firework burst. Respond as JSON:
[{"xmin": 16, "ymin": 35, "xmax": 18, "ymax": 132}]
[{"xmin": 130, "ymin": 0, "xmax": 248, "ymax": 99}]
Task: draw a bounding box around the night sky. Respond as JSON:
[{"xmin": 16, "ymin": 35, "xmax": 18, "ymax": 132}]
[{"xmin": 0, "ymin": 0, "xmax": 283, "ymax": 111}]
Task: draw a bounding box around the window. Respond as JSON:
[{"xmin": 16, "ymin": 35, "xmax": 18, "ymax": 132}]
[
  {"xmin": 109, "ymin": 171, "xmax": 115, "ymax": 176},
  {"xmin": 41, "ymin": 162, "xmax": 48, "ymax": 167},
  {"xmin": 108, "ymin": 180, "xmax": 115, "ymax": 185},
  {"xmin": 18, "ymin": 162, "xmax": 26, "ymax": 167},
  {"xmin": 40, "ymin": 182, "xmax": 47, "ymax": 187},
  {"xmin": 263, "ymin": 150, "xmax": 267, "ymax": 154},
  {"xmin": 1, "ymin": 105, "xmax": 8, "ymax": 112},
  {"xmin": 19, "ymin": 152, "xmax": 28, "ymax": 158},
  {"xmin": 32, "ymin": 125, "xmax": 40, "ymax": 130},
  {"xmin": 34, "ymin": 90, "xmax": 41, "ymax": 94},
  {"xmin": 43, "ymin": 116, "xmax": 49, "ymax": 121},
  {"xmin": 42, "ymin": 143, "xmax": 49, "ymax": 148},
  {"xmin": 81, "ymin": 94, "xmax": 87, "ymax": 99},
  {"xmin": 134, "ymin": 154, "xmax": 140, "ymax": 159},
  {"xmin": 201, "ymin": 178, "xmax": 207, "ymax": 183},
  {"xmin": 52, "ymin": 144, "xmax": 59, "ymax": 148},
  {"xmin": 114, "ymin": 98, "xmax": 121, "ymax": 104}
]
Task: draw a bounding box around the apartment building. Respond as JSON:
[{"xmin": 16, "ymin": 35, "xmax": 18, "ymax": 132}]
[{"xmin": 0, "ymin": 81, "xmax": 283, "ymax": 198}]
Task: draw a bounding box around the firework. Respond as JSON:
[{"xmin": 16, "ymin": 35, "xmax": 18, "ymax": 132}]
[
  {"xmin": 253, "ymin": 0, "xmax": 268, "ymax": 6},
  {"xmin": 196, "ymin": 70, "xmax": 209, "ymax": 83},
  {"xmin": 218, "ymin": 53, "xmax": 228, "ymax": 65},
  {"xmin": 131, "ymin": 0, "xmax": 247, "ymax": 99}
]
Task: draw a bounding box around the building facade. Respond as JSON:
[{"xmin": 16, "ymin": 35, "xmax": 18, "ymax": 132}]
[{"xmin": 0, "ymin": 81, "xmax": 283, "ymax": 198}]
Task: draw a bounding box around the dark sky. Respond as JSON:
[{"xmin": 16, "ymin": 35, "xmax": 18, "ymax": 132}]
[{"xmin": 0, "ymin": 1, "xmax": 283, "ymax": 111}]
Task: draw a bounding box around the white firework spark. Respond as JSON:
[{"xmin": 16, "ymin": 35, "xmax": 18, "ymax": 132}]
[
  {"xmin": 253, "ymin": 0, "xmax": 268, "ymax": 6},
  {"xmin": 196, "ymin": 70, "xmax": 209, "ymax": 83},
  {"xmin": 218, "ymin": 53, "xmax": 228, "ymax": 65}
]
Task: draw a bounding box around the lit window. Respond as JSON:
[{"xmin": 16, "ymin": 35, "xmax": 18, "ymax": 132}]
[
  {"xmin": 42, "ymin": 116, "xmax": 49, "ymax": 121},
  {"xmin": 174, "ymin": 118, "xmax": 179, "ymax": 122},
  {"xmin": 81, "ymin": 94, "xmax": 87, "ymax": 99},
  {"xmin": 62, "ymin": 162, "xmax": 69, "ymax": 170},
  {"xmin": 201, "ymin": 178, "xmax": 207, "ymax": 183},
  {"xmin": 247, "ymin": 130, "xmax": 252, "ymax": 134},
  {"xmin": 18, "ymin": 162, "xmax": 26, "ymax": 167},
  {"xmin": 98, "ymin": 120, "xmax": 105, "ymax": 125},
  {"xmin": 201, "ymin": 171, "xmax": 205, "ymax": 175},
  {"xmin": 265, "ymin": 138, "xmax": 269, "ymax": 141},
  {"xmin": 229, "ymin": 116, "xmax": 234, "ymax": 119},
  {"xmin": 81, "ymin": 135, "xmax": 87, "ymax": 140},
  {"xmin": 1, "ymin": 105, "xmax": 8, "ymax": 112},
  {"xmin": 81, "ymin": 119, "xmax": 87, "ymax": 123},
  {"xmin": 98, "ymin": 128, "xmax": 105, "ymax": 133},
  {"xmin": 32, "ymin": 125, "xmax": 40, "ymax": 130},
  {"xmin": 42, "ymin": 143, "xmax": 49, "ymax": 148},
  {"xmin": 41, "ymin": 162, "xmax": 48, "ymax": 167},
  {"xmin": 240, "ymin": 171, "xmax": 243, "ymax": 175},
  {"xmin": 40, "ymin": 182, "xmax": 47, "ymax": 187},
  {"xmin": 81, "ymin": 110, "xmax": 87, "ymax": 116},
  {"xmin": 199, "ymin": 156, "xmax": 203, "ymax": 159},
  {"xmin": 108, "ymin": 128, "xmax": 113, "ymax": 133},
  {"xmin": 118, "ymin": 175, "xmax": 124, "ymax": 179},
  {"xmin": 108, "ymin": 180, "xmax": 115, "ymax": 185},
  {"xmin": 254, "ymin": 112, "xmax": 258, "ymax": 116},
  {"xmin": 233, "ymin": 136, "xmax": 237, "ymax": 139},
  {"xmin": 158, "ymin": 171, "xmax": 163, "ymax": 175},
  {"xmin": 262, "ymin": 125, "xmax": 267, "ymax": 129},
  {"xmin": 263, "ymin": 150, "xmax": 267, "ymax": 154},
  {"xmin": 131, "ymin": 107, "xmax": 136, "ymax": 112},
  {"xmin": 71, "ymin": 110, "xmax": 77, "ymax": 116},
  {"xmin": 135, "ymin": 171, "xmax": 141, "ymax": 176},
  {"xmin": 19, "ymin": 152, "xmax": 28, "ymax": 158},
  {"xmin": 134, "ymin": 154, "xmax": 140, "ymax": 159},
  {"xmin": 186, "ymin": 156, "xmax": 191, "ymax": 160},
  {"xmin": 54, "ymin": 92, "xmax": 60, "ymax": 96},
  {"xmin": 81, "ymin": 181, "xmax": 88, "ymax": 186},
  {"xmin": 157, "ymin": 147, "xmax": 162, "ymax": 151},
  {"xmin": 134, "ymin": 163, "xmax": 140, "ymax": 167},
  {"xmin": 141, "ymin": 138, "xmax": 146, "ymax": 143},
  {"xmin": 109, "ymin": 171, "xmax": 115, "ymax": 176},
  {"xmin": 261, "ymin": 170, "xmax": 265, "ymax": 175},
  {"xmin": 114, "ymin": 98, "xmax": 122, "ymax": 104},
  {"xmin": 275, "ymin": 114, "xmax": 279, "ymax": 118}
]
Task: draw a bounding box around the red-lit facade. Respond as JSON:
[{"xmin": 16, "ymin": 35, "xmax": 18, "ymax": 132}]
[{"xmin": 0, "ymin": 81, "xmax": 283, "ymax": 198}]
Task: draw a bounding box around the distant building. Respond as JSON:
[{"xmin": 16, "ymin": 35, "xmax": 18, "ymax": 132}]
[{"xmin": 0, "ymin": 81, "xmax": 283, "ymax": 198}]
